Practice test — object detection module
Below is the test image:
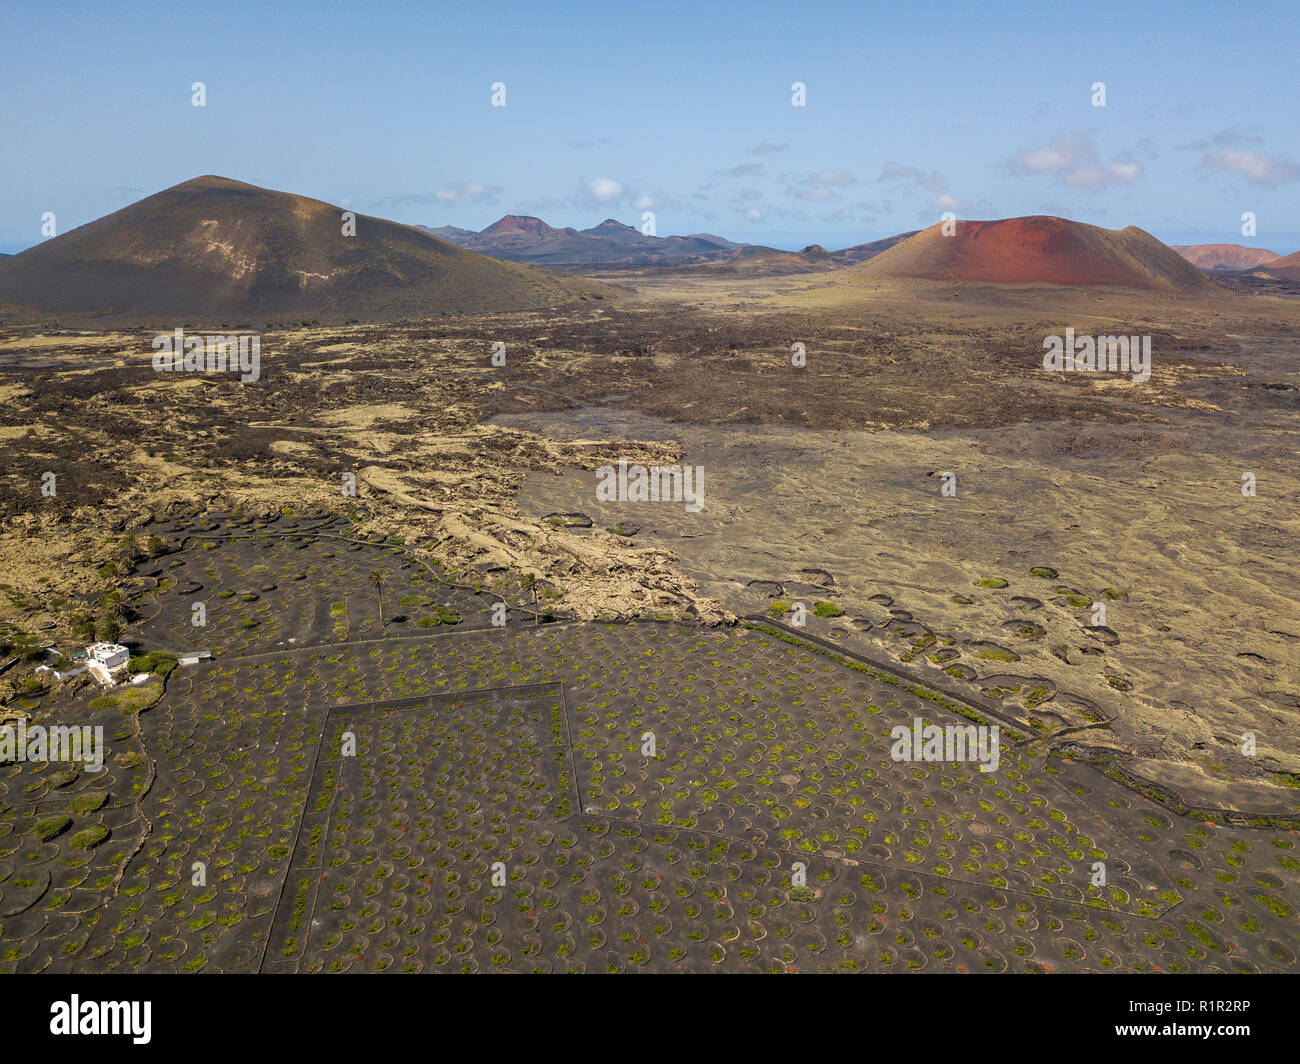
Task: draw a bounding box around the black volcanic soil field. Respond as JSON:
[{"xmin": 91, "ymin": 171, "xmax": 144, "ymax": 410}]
[{"xmin": 2, "ymin": 518, "xmax": 1297, "ymax": 973}]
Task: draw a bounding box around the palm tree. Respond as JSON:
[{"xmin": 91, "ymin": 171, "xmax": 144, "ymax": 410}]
[
  {"xmin": 117, "ymin": 537, "xmax": 141, "ymax": 572},
  {"xmin": 369, "ymin": 569, "xmax": 386, "ymax": 626}
]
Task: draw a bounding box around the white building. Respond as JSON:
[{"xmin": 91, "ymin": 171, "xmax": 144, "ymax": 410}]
[{"xmin": 86, "ymin": 643, "xmax": 130, "ymax": 686}]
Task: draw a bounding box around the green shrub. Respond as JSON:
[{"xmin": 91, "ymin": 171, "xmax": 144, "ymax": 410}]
[
  {"xmin": 128, "ymin": 651, "xmax": 178, "ymax": 677},
  {"xmin": 34, "ymin": 815, "xmax": 71, "ymax": 841},
  {"xmin": 66, "ymin": 792, "xmax": 108, "ymax": 815},
  {"xmin": 69, "ymin": 825, "xmax": 109, "ymax": 849}
]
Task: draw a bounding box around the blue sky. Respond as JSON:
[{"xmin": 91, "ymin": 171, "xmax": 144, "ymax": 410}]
[{"xmin": 2, "ymin": 0, "xmax": 1297, "ymax": 253}]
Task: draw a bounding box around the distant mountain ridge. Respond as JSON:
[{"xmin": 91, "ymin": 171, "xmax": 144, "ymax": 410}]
[
  {"xmin": 0, "ymin": 180, "xmax": 1232, "ymax": 324},
  {"xmin": 1258, "ymin": 250, "xmax": 1300, "ymax": 282},
  {"xmin": 416, "ymin": 215, "xmax": 913, "ymax": 272},
  {"xmin": 1172, "ymin": 244, "xmax": 1281, "ymax": 271},
  {"xmin": 835, "ymin": 231, "xmax": 920, "ymax": 264}
]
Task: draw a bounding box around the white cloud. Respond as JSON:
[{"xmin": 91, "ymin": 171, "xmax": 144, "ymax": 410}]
[
  {"xmin": 587, "ymin": 178, "xmax": 625, "ymax": 202},
  {"xmin": 1061, "ymin": 161, "xmax": 1142, "ymax": 190},
  {"xmin": 1202, "ymin": 148, "xmax": 1299, "ymax": 185},
  {"xmin": 748, "ymin": 141, "xmax": 788, "ymax": 155},
  {"xmin": 920, "ymin": 194, "xmax": 997, "ymax": 222},
  {"xmin": 377, "ymin": 184, "xmax": 501, "ymax": 209},
  {"xmin": 523, "ymin": 180, "xmax": 677, "ymax": 216},
  {"xmin": 432, "ymin": 182, "xmax": 501, "ymax": 207},
  {"xmin": 1176, "ymin": 127, "xmax": 1264, "ymax": 151},
  {"xmin": 787, "ymin": 170, "xmax": 856, "ymax": 204},
  {"xmin": 1008, "ymin": 132, "xmax": 1142, "ymax": 190},
  {"xmin": 809, "ymin": 169, "xmax": 855, "ymax": 186},
  {"xmin": 877, "ymin": 163, "xmax": 948, "ymax": 192},
  {"xmin": 1014, "ymin": 142, "xmax": 1079, "ymax": 173}
]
